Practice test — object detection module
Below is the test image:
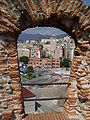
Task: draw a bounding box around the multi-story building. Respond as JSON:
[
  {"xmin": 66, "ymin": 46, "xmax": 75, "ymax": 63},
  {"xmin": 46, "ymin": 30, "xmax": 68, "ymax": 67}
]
[
  {"xmin": 41, "ymin": 39, "xmax": 50, "ymax": 43},
  {"xmin": 28, "ymin": 58, "xmax": 60, "ymax": 68},
  {"xmin": 54, "ymin": 46, "xmax": 62, "ymax": 59},
  {"xmin": 64, "ymin": 47, "xmax": 69, "ymax": 59},
  {"xmin": 69, "ymin": 47, "xmax": 74, "ymax": 61},
  {"xmin": 49, "ymin": 34, "xmax": 62, "ymax": 59},
  {"xmin": 17, "ymin": 35, "xmax": 75, "ymax": 63},
  {"xmin": 42, "ymin": 58, "xmax": 52, "ymax": 68},
  {"xmin": 18, "ymin": 48, "xmax": 30, "ymax": 58},
  {"xmin": 29, "ymin": 58, "xmax": 41, "ymax": 67},
  {"xmin": 17, "ymin": 42, "xmax": 31, "ymax": 49},
  {"xmin": 50, "ymin": 35, "xmax": 57, "ymax": 58},
  {"xmin": 58, "ymin": 35, "xmax": 75, "ymax": 60},
  {"xmin": 52, "ymin": 59, "xmax": 60, "ymax": 68},
  {"xmin": 30, "ymin": 48, "xmax": 41, "ymax": 58}
]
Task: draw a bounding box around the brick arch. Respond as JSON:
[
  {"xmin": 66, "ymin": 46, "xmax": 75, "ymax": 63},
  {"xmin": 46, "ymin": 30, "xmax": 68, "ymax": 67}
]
[{"xmin": 0, "ymin": 0, "xmax": 90, "ymax": 120}]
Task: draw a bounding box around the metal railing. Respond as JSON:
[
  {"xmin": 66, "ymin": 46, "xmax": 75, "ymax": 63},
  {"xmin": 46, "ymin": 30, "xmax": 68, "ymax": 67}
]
[
  {"xmin": 24, "ymin": 97, "xmax": 67, "ymax": 101},
  {"xmin": 22, "ymin": 82, "xmax": 68, "ymax": 86}
]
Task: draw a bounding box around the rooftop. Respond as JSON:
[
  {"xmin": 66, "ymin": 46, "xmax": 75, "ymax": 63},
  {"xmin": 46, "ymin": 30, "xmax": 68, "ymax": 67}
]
[
  {"xmin": 22, "ymin": 86, "xmax": 36, "ymax": 98},
  {"xmin": 24, "ymin": 112, "xmax": 79, "ymax": 120}
]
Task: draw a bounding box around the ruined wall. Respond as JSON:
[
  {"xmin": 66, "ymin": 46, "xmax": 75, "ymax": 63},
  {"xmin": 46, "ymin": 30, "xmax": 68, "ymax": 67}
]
[
  {"xmin": 0, "ymin": 36, "xmax": 24, "ymax": 119},
  {"xmin": 0, "ymin": 0, "xmax": 90, "ymax": 120}
]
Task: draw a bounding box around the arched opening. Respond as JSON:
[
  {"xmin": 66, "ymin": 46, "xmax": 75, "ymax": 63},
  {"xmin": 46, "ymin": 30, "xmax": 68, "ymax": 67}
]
[
  {"xmin": 0, "ymin": 0, "xmax": 89, "ymax": 119},
  {"xmin": 17, "ymin": 27, "xmax": 75, "ymax": 115}
]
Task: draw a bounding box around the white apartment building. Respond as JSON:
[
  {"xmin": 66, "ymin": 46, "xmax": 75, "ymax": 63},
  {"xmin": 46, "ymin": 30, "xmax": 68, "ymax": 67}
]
[
  {"xmin": 41, "ymin": 39, "xmax": 50, "ymax": 43},
  {"xmin": 30, "ymin": 48, "xmax": 41, "ymax": 58},
  {"xmin": 18, "ymin": 48, "xmax": 30, "ymax": 58},
  {"xmin": 54, "ymin": 46, "xmax": 62, "ymax": 59}
]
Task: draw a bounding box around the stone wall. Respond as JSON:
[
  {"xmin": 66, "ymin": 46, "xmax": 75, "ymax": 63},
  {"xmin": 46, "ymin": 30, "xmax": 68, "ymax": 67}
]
[
  {"xmin": 0, "ymin": 0, "xmax": 90, "ymax": 119},
  {"xmin": 0, "ymin": 38, "xmax": 24, "ymax": 119},
  {"xmin": 64, "ymin": 45, "xmax": 90, "ymax": 120}
]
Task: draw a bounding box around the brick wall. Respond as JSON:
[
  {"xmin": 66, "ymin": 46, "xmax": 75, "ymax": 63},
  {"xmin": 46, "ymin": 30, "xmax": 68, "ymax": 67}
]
[
  {"xmin": 0, "ymin": 0, "xmax": 90, "ymax": 119},
  {"xmin": 0, "ymin": 38, "xmax": 24, "ymax": 119},
  {"xmin": 29, "ymin": 58, "xmax": 60, "ymax": 68}
]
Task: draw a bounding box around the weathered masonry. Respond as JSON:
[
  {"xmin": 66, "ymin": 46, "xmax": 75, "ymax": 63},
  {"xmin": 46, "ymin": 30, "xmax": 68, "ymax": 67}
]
[{"xmin": 0, "ymin": 0, "xmax": 90, "ymax": 120}]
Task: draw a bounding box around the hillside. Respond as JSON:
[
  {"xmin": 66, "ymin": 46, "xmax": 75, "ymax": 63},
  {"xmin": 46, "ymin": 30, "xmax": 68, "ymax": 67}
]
[{"xmin": 18, "ymin": 33, "xmax": 67, "ymax": 42}]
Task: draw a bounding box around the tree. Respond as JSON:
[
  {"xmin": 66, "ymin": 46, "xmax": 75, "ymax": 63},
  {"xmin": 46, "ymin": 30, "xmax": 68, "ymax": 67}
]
[
  {"xmin": 27, "ymin": 66, "xmax": 34, "ymax": 74},
  {"xmin": 19, "ymin": 56, "xmax": 29, "ymax": 64},
  {"xmin": 62, "ymin": 58, "xmax": 71, "ymax": 68},
  {"xmin": 39, "ymin": 44, "xmax": 43, "ymax": 50},
  {"xmin": 60, "ymin": 57, "xmax": 63, "ymax": 67},
  {"xmin": 45, "ymin": 41, "xmax": 50, "ymax": 44}
]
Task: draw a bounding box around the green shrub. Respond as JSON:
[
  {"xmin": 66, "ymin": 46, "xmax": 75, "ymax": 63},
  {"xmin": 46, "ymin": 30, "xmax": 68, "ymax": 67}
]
[
  {"xmin": 19, "ymin": 56, "xmax": 29, "ymax": 64},
  {"xmin": 27, "ymin": 66, "xmax": 34, "ymax": 74},
  {"xmin": 62, "ymin": 58, "xmax": 71, "ymax": 68}
]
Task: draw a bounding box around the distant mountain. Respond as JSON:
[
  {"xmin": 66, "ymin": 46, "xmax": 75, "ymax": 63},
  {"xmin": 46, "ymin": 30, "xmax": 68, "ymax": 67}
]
[{"xmin": 18, "ymin": 33, "xmax": 67, "ymax": 42}]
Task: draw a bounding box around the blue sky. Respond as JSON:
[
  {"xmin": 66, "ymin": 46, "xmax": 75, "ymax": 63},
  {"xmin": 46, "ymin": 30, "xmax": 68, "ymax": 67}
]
[
  {"xmin": 23, "ymin": 0, "xmax": 90, "ymax": 36},
  {"xmin": 82, "ymin": 0, "xmax": 90, "ymax": 5}
]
